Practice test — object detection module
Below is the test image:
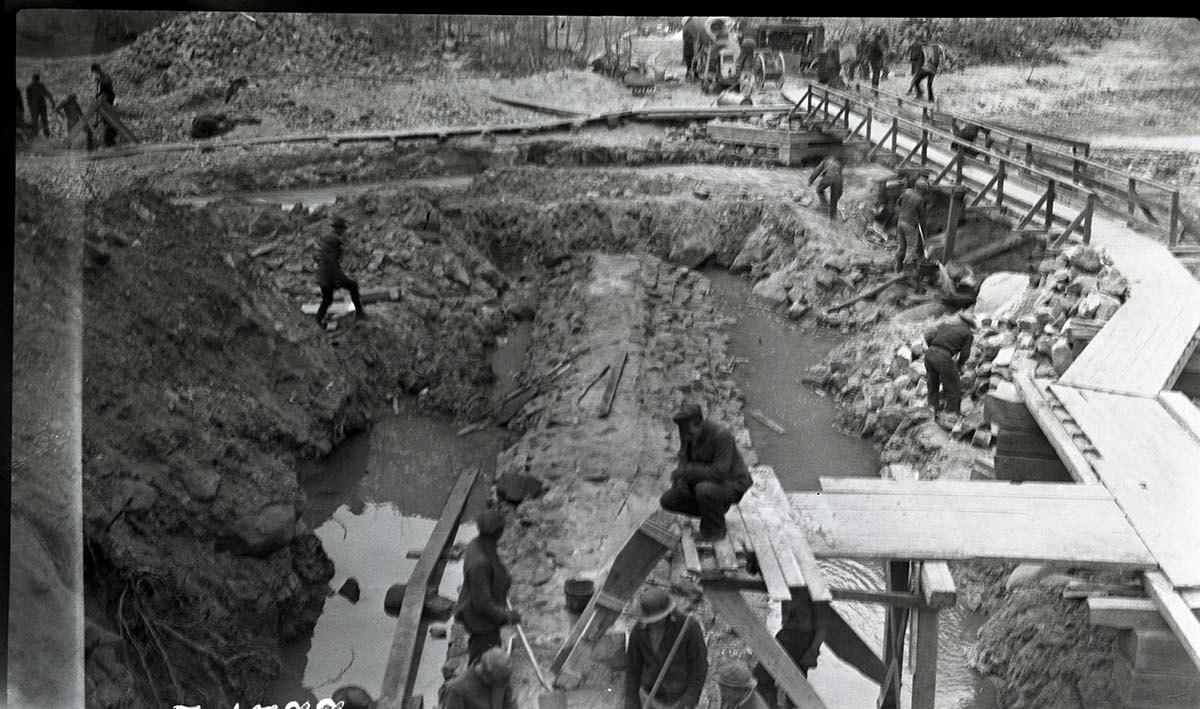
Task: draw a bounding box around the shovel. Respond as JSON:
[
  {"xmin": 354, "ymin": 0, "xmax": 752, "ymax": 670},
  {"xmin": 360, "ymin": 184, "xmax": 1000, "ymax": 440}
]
[{"xmin": 508, "ymin": 601, "xmax": 567, "ymax": 709}]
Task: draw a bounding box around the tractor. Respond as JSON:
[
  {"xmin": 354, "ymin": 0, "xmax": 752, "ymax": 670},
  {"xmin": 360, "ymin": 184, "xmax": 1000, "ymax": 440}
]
[
  {"xmin": 741, "ymin": 19, "xmax": 825, "ymax": 82},
  {"xmin": 682, "ymin": 16, "xmax": 745, "ymax": 94}
]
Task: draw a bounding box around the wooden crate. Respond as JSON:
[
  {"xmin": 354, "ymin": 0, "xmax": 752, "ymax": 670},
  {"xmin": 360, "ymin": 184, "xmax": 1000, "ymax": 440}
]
[{"xmin": 706, "ymin": 120, "xmax": 842, "ymax": 166}]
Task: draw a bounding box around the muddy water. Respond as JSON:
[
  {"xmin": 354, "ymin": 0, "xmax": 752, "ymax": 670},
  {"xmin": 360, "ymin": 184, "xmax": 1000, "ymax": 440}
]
[
  {"xmin": 705, "ymin": 268, "xmax": 998, "ymax": 709},
  {"xmin": 265, "ymin": 329, "xmax": 529, "ymax": 706}
]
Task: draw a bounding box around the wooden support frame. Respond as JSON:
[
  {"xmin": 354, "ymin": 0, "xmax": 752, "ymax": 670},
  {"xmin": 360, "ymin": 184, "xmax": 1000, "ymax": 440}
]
[
  {"xmin": 911, "ymin": 607, "xmax": 939, "ymax": 709},
  {"xmin": 969, "ymin": 162, "xmax": 1005, "ymax": 207},
  {"xmin": 1052, "ymin": 191, "xmax": 1096, "ymax": 248},
  {"xmin": 1044, "ymin": 179, "xmax": 1056, "ymax": 230},
  {"xmin": 867, "ymin": 122, "xmax": 898, "ymax": 159},
  {"xmin": 830, "ymin": 586, "xmax": 924, "ymax": 607},
  {"xmin": 1127, "ymin": 177, "xmax": 1138, "ymax": 227},
  {"xmin": 942, "ymin": 187, "xmax": 966, "ymax": 262},
  {"xmin": 878, "ymin": 561, "xmax": 912, "ymax": 709},
  {"xmin": 930, "ymin": 150, "xmax": 960, "ymax": 187},
  {"xmin": 1170, "ymin": 190, "xmax": 1182, "ymax": 248},
  {"xmin": 1144, "ymin": 571, "xmax": 1200, "ymax": 674},
  {"xmin": 1012, "ymin": 368, "xmax": 1101, "ymax": 485},
  {"xmin": 1016, "ymin": 184, "xmax": 1052, "ymax": 230},
  {"xmin": 380, "ymin": 467, "xmax": 480, "ymax": 704}
]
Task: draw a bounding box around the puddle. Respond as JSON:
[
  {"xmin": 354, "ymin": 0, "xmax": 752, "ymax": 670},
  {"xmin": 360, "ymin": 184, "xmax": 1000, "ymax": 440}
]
[{"xmin": 705, "ymin": 267, "xmax": 998, "ymax": 709}]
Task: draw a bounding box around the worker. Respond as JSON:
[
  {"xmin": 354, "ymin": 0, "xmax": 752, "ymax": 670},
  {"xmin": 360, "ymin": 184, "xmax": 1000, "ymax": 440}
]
[
  {"xmin": 906, "ymin": 34, "xmax": 925, "ymax": 87},
  {"xmin": 682, "ymin": 17, "xmax": 703, "ymax": 79},
  {"xmin": 908, "ymin": 37, "xmax": 942, "ymax": 102},
  {"xmin": 26, "ymin": 74, "xmax": 55, "ymax": 139},
  {"xmin": 737, "ymin": 38, "xmax": 758, "ymax": 88},
  {"xmin": 839, "ymin": 36, "xmax": 858, "ymax": 84},
  {"xmin": 924, "ymin": 310, "xmax": 976, "ymax": 418},
  {"xmin": 894, "ymin": 178, "xmax": 929, "ymax": 272},
  {"xmin": 808, "ymin": 155, "xmax": 844, "ymax": 220},
  {"xmin": 90, "ymin": 63, "xmax": 118, "ymax": 147},
  {"xmin": 440, "ymin": 647, "xmax": 516, "ymax": 709},
  {"xmin": 717, "ymin": 663, "xmax": 770, "ymax": 709},
  {"xmin": 625, "ymin": 588, "xmax": 708, "ymax": 709},
  {"xmin": 190, "ymin": 112, "xmax": 236, "ymax": 140},
  {"xmin": 314, "ymin": 215, "xmax": 368, "ymax": 327},
  {"xmin": 454, "ymin": 508, "xmax": 521, "ymax": 665},
  {"xmin": 659, "ymin": 403, "xmax": 752, "ymax": 542},
  {"xmin": 951, "ymin": 117, "xmax": 981, "ymax": 160},
  {"xmin": 752, "ymin": 589, "xmax": 829, "ymax": 708},
  {"xmin": 816, "ymin": 42, "xmax": 840, "ymax": 86},
  {"xmin": 868, "ymin": 28, "xmax": 890, "ymax": 88},
  {"xmin": 224, "ymin": 76, "xmax": 249, "ymax": 105}
]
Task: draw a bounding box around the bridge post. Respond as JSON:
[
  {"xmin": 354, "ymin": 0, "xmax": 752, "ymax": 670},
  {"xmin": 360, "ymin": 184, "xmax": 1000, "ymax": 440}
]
[
  {"xmin": 878, "ymin": 560, "xmax": 912, "ymax": 709},
  {"xmin": 943, "ymin": 186, "xmax": 966, "ymax": 262},
  {"xmin": 921, "ymin": 129, "xmax": 929, "ymax": 167},
  {"xmin": 1127, "ymin": 178, "xmax": 1137, "ymax": 228},
  {"xmin": 891, "ymin": 117, "xmax": 899, "ymax": 153},
  {"xmin": 866, "ymin": 107, "xmax": 873, "ymax": 142},
  {"xmin": 1170, "ymin": 191, "xmax": 1181, "ymax": 248},
  {"xmin": 1045, "ymin": 180, "xmax": 1056, "ymax": 231},
  {"xmin": 1085, "ymin": 191, "xmax": 1096, "ymax": 245},
  {"xmin": 1072, "ymin": 157, "xmax": 1081, "ymax": 184},
  {"xmin": 996, "ymin": 162, "xmax": 1007, "ymax": 210},
  {"xmin": 954, "ymin": 151, "xmax": 964, "ymax": 186}
]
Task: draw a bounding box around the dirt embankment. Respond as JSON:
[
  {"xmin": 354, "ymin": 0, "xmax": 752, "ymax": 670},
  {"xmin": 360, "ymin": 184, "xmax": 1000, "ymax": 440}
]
[{"xmin": 806, "ymin": 241, "xmax": 1135, "ymax": 708}]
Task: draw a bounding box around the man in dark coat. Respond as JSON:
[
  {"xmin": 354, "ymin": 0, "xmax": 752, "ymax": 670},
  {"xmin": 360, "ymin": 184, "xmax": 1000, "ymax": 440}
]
[
  {"xmin": 924, "ymin": 310, "xmax": 976, "ymax": 417},
  {"xmin": 809, "ymin": 155, "xmax": 844, "ymax": 220},
  {"xmin": 625, "ymin": 588, "xmax": 708, "ymax": 709},
  {"xmin": 26, "ymin": 74, "xmax": 55, "ymax": 138},
  {"xmin": 91, "ymin": 63, "xmax": 117, "ymax": 146},
  {"xmin": 908, "ymin": 40, "xmax": 942, "ymax": 101},
  {"xmin": 894, "ymin": 178, "xmax": 929, "ymax": 272},
  {"xmin": 868, "ymin": 28, "xmax": 889, "ymax": 88},
  {"xmin": 454, "ymin": 509, "xmax": 520, "ymax": 665},
  {"xmin": 752, "ymin": 588, "xmax": 829, "ymax": 708},
  {"xmin": 440, "ymin": 647, "xmax": 516, "ymax": 709},
  {"xmin": 314, "ymin": 216, "xmax": 368, "ymax": 327},
  {"xmin": 660, "ymin": 403, "xmax": 752, "ymax": 542}
]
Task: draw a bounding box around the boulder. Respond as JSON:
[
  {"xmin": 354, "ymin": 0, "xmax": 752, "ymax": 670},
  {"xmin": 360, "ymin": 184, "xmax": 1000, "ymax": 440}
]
[
  {"xmin": 875, "ymin": 405, "xmax": 908, "ymax": 437},
  {"xmin": 1094, "ymin": 293, "xmax": 1122, "ymax": 321},
  {"xmin": 1098, "ymin": 270, "xmax": 1128, "ymax": 299},
  {"xmin": 894, "ymin": 301, "xmax": 950, "ymax": 322},
  {"xmin": 992, "ymin": 347, "xmax": 1015, "ymax": 369},
  {"xmin": 891, "ymin": 346, "xmax": 914, "ymax": 376},
  {"xmin": 228, "ymin": 503, "xmax": 296, "ymax": 558},
  {"xmin": 384, "ymin": 583, "xmax": 406, "ymax": 616},
  {"xmin": 1066, "ymin": 274, "xmax": 1098, "ymax": 296},
  {"xmin": 1068, "ymin": 245, "xmax": 1103, "ymax": 273},
  {"xmin": 814, "ymin": 270, "xmax": 837, "ymax": 290},
  {"xmin": 730, "ymin": 224, "xmax": 777, "ymax": 273},
  {"xmin": 974, "ymin": 272, "xmax": 1029, "ymax": 324},
  {"xmin": 787, "ymin": 301, "xmax": 809, "ymax": 320},
  {"xmin": 495, "ymin": 473, "xmax": 545, "ymax": 504},
  {"xmin": 1051, "ymin": 338, "xmax": 1074, "ymax": 374},
  {"xmin": 751, "ymin": 269, "xmax": 791, "ymax": 306},
  {"xmin": 337, "ymin": 578, "xmax": 361, "ymax": 603},
  {"xmin": 669, "ymin": 231, "xmax": 718, "ymax": 269}
]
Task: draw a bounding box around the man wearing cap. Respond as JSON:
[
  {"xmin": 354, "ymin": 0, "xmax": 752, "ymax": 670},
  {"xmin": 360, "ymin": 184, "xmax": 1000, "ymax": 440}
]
[
  {"xmin": 440, "ymin": 647, "xmax": 517, "ymax": 709},
  {"xmin": 752, "ymin": 587, "xmax": 829, "ymax": 708},
  {"xmin": 660, "ymin": 403, "xmax": 752, "ymax": 542},
  {"xmin": 315, "ymin": 216, "xmax": 368, "ymax": 327},
  {"xmin": 625, "ymin": 588, "xmax": 708, "ymax": 709},
  {"xmin": 455, "ymin": 509, "xmax": 522, "ymax": 665},
  {"xmin": 808, "ymin": 155, "xmax": 844, "ymax": 221},
  {"xmin": 717, "ymin": 663, "xmax": 770, "ymax": 709},
  {"xmin": 894, "ymin": 178, "xmax": 929, "ymax": 272},
  {"xmin": 923, "ymin": 310, "xmax": 976, "ymax": 418}
]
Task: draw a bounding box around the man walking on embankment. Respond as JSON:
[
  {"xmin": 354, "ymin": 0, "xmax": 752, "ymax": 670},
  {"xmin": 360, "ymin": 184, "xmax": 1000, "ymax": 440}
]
[
  {"xmin": 625, "ymin": 588, "xmax": 709, "ymax": 709},
  {"xmin": 454, "ymin": 509, "xmax": 522, "ymax": 665},
  {"xmin": 924, "ymin": 310, "xmax": 976, "ymax": 420},
  {"xmin": 660, "ymin": 403, "xmax": 752, "ymax": 542},
  {"xmin": 25, "ymin": 74, "xmax": 55, "ymax": 139},
  {"xmin": 314, "ymin": 215, "xmax": 368, "ymax": 327}
]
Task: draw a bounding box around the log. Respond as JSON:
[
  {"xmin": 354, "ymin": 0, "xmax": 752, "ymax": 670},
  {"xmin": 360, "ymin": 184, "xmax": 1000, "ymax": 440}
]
[
  {"xmin": 825, "ymin": 274, "xmax": 907, "ymax": 313},
  {"xmin": 597, "ymin": 351, "xmax": 628, "ymax": 418},
  {"xmin": 748, "ymin": 410, "xmax": 787, "ymax": 435}
]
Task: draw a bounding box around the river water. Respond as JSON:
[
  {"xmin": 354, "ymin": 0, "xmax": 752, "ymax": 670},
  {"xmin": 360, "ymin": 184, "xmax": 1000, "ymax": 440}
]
[{"xmin": 216, "ymin": 174, "xmax": 994, "ymax": 708}]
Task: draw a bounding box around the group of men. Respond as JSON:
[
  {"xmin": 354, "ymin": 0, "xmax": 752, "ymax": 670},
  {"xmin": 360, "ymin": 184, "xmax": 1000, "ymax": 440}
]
[{"xmin": 15, "ymin": 63, "xmax": 117, "ymax": 147}]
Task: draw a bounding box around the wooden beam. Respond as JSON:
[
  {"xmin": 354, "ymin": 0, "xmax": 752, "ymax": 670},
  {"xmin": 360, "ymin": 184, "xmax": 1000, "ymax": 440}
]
[
  {"xmin": 919, "ymin": 562, "xmax": 957, "ymax": 610},
  {"xmin": 756, "ymin": 468, "xmax": 833, "ymax": 602},
  {"xmin": 1159, "ymin": 391, "xmax": 1200, "ymax": 444},
  {"xmin": 597, "ymin": 350, "xmax": 628, "ymax": 418},
  {"xmin": 1144, "ymin": 571, "xmax": 1200, "ymax": 674},
  {"xmin": 739, "ymin": 507, "xmax": 792, "ymax": 602},
  {"xmin": 1089, "ymin": 597, "xmax": 1169, "ymax": 630},
  {"xmin": 1012, "ymin": 370, "xmax": 1101, "ymax": 484},
  {"xmin": 911, "ymin": 607, "xmax": 939, "ymax": 709},
  {"xmin": 380, "ymin": 467, "xmax": 480, "ymax": 704},
  {"xmin": 706, "ymin": 587, "xmax": 828, "ymax": 709},
  {"xmin": 679, "ymin": 527, "xmax": 701, "ymax": 576},
  {"xmin": 830, "ymin": 587, "xmax": 925, "ymax": 608},
  {"xmin": 817, "ymin": 477, "xmax": 1112, "ymax": 500}
]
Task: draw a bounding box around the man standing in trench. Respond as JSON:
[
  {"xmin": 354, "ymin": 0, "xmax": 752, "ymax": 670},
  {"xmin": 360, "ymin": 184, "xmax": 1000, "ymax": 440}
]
[
  {"xmin": 660, "ymin": 403, "xmax": 752, "ymax": 542},
  {"xmin": 808, "ymin": 155, "xmax": 844, "ymax": 221},
  {"xmin": 924, "ymin": 310, "xmax": 976, "ymax": 420},
  {"xmin": 751, "ymin": 588, "xmax": 829, "ymax": 708},
  {"xmin": 625, "ymin": 587, "xmax": 708, "ymax": 709},
  {"xmin": 894, "ymin": 178, "xmax": 929, "ymax": 272},
  {"xmin": 454, "ymin": 508, "xmax": 522, "ymax": 665},
  {"xmin": 315, "ymin": 215, "xmax": 368, "ymax": 327}
]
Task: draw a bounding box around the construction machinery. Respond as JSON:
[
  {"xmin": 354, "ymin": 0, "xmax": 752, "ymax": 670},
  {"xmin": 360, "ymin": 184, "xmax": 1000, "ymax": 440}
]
[
  {"xmin": 683, "ymin": 16, "xmax": 745, "ymax": 94},
  {"xmin": 743, "ymin": 19, "xmax": 825, "ymax": 79}
]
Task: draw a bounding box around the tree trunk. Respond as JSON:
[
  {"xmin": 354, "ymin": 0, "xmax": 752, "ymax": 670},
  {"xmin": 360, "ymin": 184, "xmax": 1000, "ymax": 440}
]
[
  {"xmin": 564, "ymin": 16, "xmax": 571, "ymax": 53},
  {"xmin": 581, "ymin": 17, "xmax": 590, "ymax": 60}
]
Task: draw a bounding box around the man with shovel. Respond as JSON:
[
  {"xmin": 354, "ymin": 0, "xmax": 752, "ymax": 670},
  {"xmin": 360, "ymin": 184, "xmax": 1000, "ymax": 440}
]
[
  {"xmin": 625, "ymin": 588, "xmax": 708, "ymax": 709},
  {"xmin": 894, "ymin": 178, "xmax": 929, "ymax": 272},
  {"xmin": 455, "ymin": 509, "xmax": 522, "ymax": 665}
]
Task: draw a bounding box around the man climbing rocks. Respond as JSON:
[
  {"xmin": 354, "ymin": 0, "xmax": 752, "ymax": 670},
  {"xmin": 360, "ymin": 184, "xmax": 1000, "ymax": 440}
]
[
  {"xmin": 895, "ymin": 178, "xmax": 929, "ymax": 272},
  {"xmin": 717, "ymin": 663, "xmax": 770, "ymax": 709},
  {"xmin": 454, "ymin": 509, "xmax": 521, "ymax": 665},
  {"xmin": 752, "ymin": 588, "xmax": 829, "ymax": 708},
  {"xmin": 908, "ymin": 36, "xmax": 943, "ymax": 102},
  {"xmin": 808, "ymin": 155, "xmax": 844, "ymax": 220},
  {"xmin": 625, "ymin": 588, "xmax": 708, "ymax": 709},
  {"xmin": 440, "ymin": 648, "xmax": 516, "ymax": 709},
  {"xmin": 25, "ymin": 74, "xmax": 55, "ymax": 138},
  {"xmin": 91, "ymin": 63, "xmax": 117, "ymax": 146},
  {"xmin": 315, "ymin": 216, "xmax": 368, "ymax": 327},
  {"xmin": 924, "ymin": 310, "xmax": 976, "ymax": 419},
  {"xmin": 660, "ymin": 403, "xmax": 752, "ymax": 542}
]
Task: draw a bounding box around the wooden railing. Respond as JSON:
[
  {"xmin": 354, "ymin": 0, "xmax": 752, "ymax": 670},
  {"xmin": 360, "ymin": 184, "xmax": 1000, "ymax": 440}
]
[
  {"xmin": 792, "ymin": 83, "xmax": 1099, "ymax": 247},
  {"xmin": 839, "ymin": 82, "xmax": 1193, "ymax": 247}
]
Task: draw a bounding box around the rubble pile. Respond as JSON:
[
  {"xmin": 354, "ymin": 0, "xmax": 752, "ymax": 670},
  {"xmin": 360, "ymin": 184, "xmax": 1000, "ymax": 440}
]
[
  {"xmin": 805, "ymin": 243, "xmax": 1129, "ymax": 478},
  {"xmin": 114, "ymin": 12, "xmax": 393, "ymax": 94}
]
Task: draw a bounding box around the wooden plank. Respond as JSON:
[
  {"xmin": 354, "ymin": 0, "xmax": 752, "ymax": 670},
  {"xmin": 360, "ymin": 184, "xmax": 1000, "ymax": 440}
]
[
  {"xmin": 1089, "ymin": 597, "xmax": 1169, "ymax": 630},
  {"xmin": 741, "ymin": 470, "xmax": 804, "ymax": 589},
  {"xmin": 596, "ymin": 350, "xmax": 628, "ymax": 418},
  {"xmin": 1012, "ymin": 370, "xmax": 1101, "ymax": 484},
  {"xmin": 754, "ymin": 467, "xmax": 833, "ymax": 602},
  {"xmin": 911, "ymin": 608, "xmax": 939, "ymax": 709},
  {"xmin": 817, "ymin": 476, "xmax": 1111, "ymax": 500},
  {"xmin": 1144, "ymin": 571, "xmax": 1200, "ymax": 674},
  {"xmin": 1159, "ymin": 391, "xmax": 1200, "ymax": 444},
  {"xmin": 95, "ymin": 101, "xmax": 138, "ymax": 143},
  {"xmin": 829, "ymin": 587, "xmax": 924, "ymax": 607},
  {"xmin": 381, "ymin": 467, "xmax": 479, "ymax": 704},
  {"xmin": 488, "ymin": 93, "xmax": 589, "ymax": 116},
  {"xmin": 714, "ymin": 534, "xmax": 739, "ymax": 572},
  {"xmin": 920, "ymin": 562, "xmax": 957, "ymax": 610},
  {"xmin": 726, "ymin": 506, "xmax": 752, "ymax": 557},
  {"xmin": 705, "ymin": 588, "xmax": 828, "ymax": 709},
  {"xmin": 790, "ymin": 491, "xmax": 1155, "ymax": 569},
  {"xmin": 739, "ymin": 507, "xmax": 792, "ymax": 602},
  {"xmin": 679, "ymin": 527, "xmax": 701, "ymax": 576},
  {"xmin": 748, "ymin": 409, "xmax": 787, "ymax": 434}
]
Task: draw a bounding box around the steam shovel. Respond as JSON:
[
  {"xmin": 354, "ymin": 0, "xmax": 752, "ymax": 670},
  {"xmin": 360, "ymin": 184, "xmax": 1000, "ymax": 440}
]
[{"xmin": 508, "ymin": 600, "xmax": 567, "ymax": 709}]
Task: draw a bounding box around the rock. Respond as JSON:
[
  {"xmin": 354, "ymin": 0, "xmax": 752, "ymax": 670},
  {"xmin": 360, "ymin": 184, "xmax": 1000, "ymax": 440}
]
[
  {"xmin": 332, "ymin": 686, "xmax": 374, "ymax": 709},
  {"xmin": 227, "ymin": 503, "xmax": 295, "ymax": 558},
  {"xmin": 786, "ymin": 301, "xmax": 809, "ymax": 320},
  {"xmin": 1038, "ymin": 573, "xmax": 1077, "ymax": 589},
  {"xmin": 974, "ymin": 272, "xmax": 1029, "ymax": 324},
  {"xmin": 731, "ymin": 224, "xmax": 777, "ymax": 273},
  {"xmin": 1066, "ymin": 274, "xmax": 1098, "ymax": 296},
  {"xmin": 1068, "ymin": 245, "xmax": 1103, "ymax": 273},
  {"xmin": 1075, "ymin": 292, "xmax": 1102, "ymax": 319},
  {"xmin": 909, "ymin": 337, "xmax": 927, "ymax": 358},
  {"xmin": 875, "ymin": 405, "xmax": 908, "ymax": 437},
  {"xmin": 448, "ymin": 260, "xmax": 472, "ymax": 288},
  {"xmin": 176, "ymin": 466, "xmax": 221, "ymax": 501},
  {"xmin": 338, "ymin": 578, "xmax": 361, "ymax": 603},
  {"xmin": 891, "ymin": 346, "xmax": 914, "ymax": 376},
  {"xmin": 802, "ymin": 364, "xmax": 831, "ymax": 386},
  {"xmin": 1006, "ymin": 564, "xmax": 1049, "ymax": 590},
  {"xmin": 814, "ymin": 271, "xmax": 837, "ymax": 290},
  {"xmin": 1035, "ymin": 362, "xmax": 1058, "ymax": 378},
  {"xmin": 1099, "ymin": 270, "xmax": 1128, "ymax": 299},
  {"xmin": 1094, "ymin": 293, "xmax": 1122, "ymax": 320},
  {"xmin": 495, "ymin": 473, "xmax": 545, "ymax": 504},
  {"xmin": 384, "ymin": 583, "xmax": 406, "ymax": 616},
  {"xmin": 992, "ymin": 347, "xmax": 1015, "ymax": 369},
  {"xmin": 752, "ymin": 270, "xmax": 791, "ymax": 306},
  {"xmin": 429, "ymin": 624, "xmax": 448, "ymax": 639},
  {"xmin": 894, "ymin": 301, "xmax": 949, "ymax": 322},
  {"xmin": 669, "ymin": 231, "xmax": 717, "ymax": 269},
  {"xmin": 971, "ymin": 429, "xmax": 993, "ymax": 447},
  {"xmin": 1051, "ymin": 338, "xmax": 1074, "ymax": 374}
]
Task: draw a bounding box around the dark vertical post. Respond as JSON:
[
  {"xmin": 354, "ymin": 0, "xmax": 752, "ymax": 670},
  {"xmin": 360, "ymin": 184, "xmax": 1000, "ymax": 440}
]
[
  {"xmin": 996, "ymin": 162, "xmax": 1007, "ymax": 210},
  {"xmin": 1072, "ymin": 158, "xmax": 1081, "ymax": 184},
  {"xmin": 944, "ymin": 186, "xmax": 966, "ymax": 262},
  {"xmin": 1085, "ymin": 191, "xmax": 1096, "ymax": 245},
  {"xmin": 866, "ymin": 106, "xmax": 873, "ymax": 142},
  {"xmin": 1024, "ymin": 141, "xmax": 1034, "ymax": 177},
  {"xmin": 921, "ymin": 129, "xmax": 928, "ymax": 166},
  {"xmin": 892, "ymin": 116, "xmax": 899, "ymax": 153},
  {"xmin": 1170, "ymin": 191, "xmax": 1181, "ymax": 247},
  {"xmin": 955, "ymin": 151, "xmax": 964, "ymax": 186},
  {"xmin": 1127, "ymin": 178, "xmax": 1137, "ymax": 227},
  {"xmin": 879, "ymin": 561, "xmax": 912, "ymax": 709},
  {"xmin": 1045, "ymin": 180, "xmax": 1056, "ymax": 231}
]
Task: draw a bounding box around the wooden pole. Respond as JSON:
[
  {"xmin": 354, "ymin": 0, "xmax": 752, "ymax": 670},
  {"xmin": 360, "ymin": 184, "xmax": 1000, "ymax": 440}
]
[
  {"xmin": 878, "ymin": 561, "xmax": 911, "ymax": 709},
  {"xmin": 866, "ymin": 106, "xmax": 873, "ymax": 142},
  {"xmin": 1127, "ymin": 178, "xmax": 1137, "ymax": 227},
  {"xmin": 1170, "ymin": 190, "xmax": 1181, "ymax": 247},
  {"xmin": 1044, "ymin": 179, "xmax": 1056, "ymax": 230},
  {"xmin": 911, "ymin": 607, "xmax": 939, "ymax": 709},
  {"xmin": 943, "ymin": 186, "xmax": 965, "ymax": 262},
  {"xmin": 1084, "ymin": 191, "xmax": 1096, "ymax": 245},
  {"xmin": 891, "ymin": 116, "xmax": 898, "ymax": 153},
  {"xmin": 920, "ymin": 129, "xmax": 928, "ymax": 166},
  {"xmin": 996, "ymin": 162, "xmax": 1006, "ymax": 210}
]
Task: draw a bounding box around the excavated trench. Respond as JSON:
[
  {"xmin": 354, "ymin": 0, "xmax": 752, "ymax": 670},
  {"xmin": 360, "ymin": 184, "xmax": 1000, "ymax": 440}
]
[{"xmin": 205, "ymin": 165, "xmax": 1002, "ymax": 708}]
